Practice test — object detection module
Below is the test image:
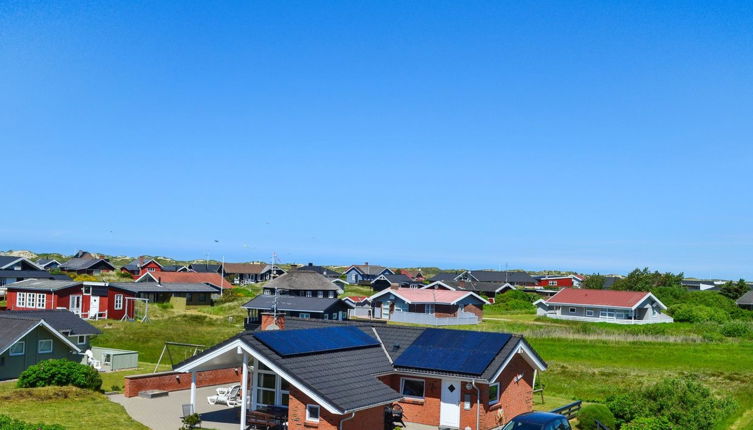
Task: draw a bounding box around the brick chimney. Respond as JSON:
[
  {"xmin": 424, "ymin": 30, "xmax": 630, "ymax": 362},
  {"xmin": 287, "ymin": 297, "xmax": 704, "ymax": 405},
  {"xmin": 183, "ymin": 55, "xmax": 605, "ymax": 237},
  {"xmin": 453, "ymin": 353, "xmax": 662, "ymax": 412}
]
[{"xmin": 260, "ymin": 312, "xmax": 285, "ymax": 331}]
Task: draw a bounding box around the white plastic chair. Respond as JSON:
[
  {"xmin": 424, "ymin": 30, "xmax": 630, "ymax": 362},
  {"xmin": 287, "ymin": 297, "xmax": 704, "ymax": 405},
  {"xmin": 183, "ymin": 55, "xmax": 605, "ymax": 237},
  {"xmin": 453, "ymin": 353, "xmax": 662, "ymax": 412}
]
[{"xmin": 207, "ymin": 384, "xmax": 241, "ymax": 406}]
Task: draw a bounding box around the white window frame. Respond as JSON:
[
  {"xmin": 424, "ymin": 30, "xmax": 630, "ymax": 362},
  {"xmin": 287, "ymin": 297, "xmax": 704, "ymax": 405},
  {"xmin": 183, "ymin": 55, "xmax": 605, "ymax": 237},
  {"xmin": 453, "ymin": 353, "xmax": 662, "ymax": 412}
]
[
  {"xmin": 425, "ymin": 304, "xmax": 435, "ymax": 314},
  {"xmin": 16, "ymin": 292, "xmax": 26, "ymax": 308},
  {"xmin": 568, "ymin": 307, "xmax": 576, "ymax": 314},
  {"xmin": 488, "ymin": 382, "xmax": 500, "ymax": 405},
  {"xmin": 317, "ymin": 291, "xmax": 323, "ymax": 298},
  {"xmin": 9, "ymin": 341, "xmax": 25, "ymax": 356},
  {"xmin": 36, "ymin": 293, "xmax": 46, "ymax": 309},
  {"xmin": 585, "ymin": 309, "xmax": 594, "ymax": 317},
  {"xmin": 328, "ymin": 291, "xmax": 335, "ymax": 298},
  {"xmin": 254, "ymin": 367, "xmax": 290, "ymax": 409},
  {"xmin": 298, "ymin": 313, "xmax": 310, "ymax": 319},
  {"xmin": 114, "ymin": 294, "xmax": 124, "ymax": 310},
  {"xmin": 77, "ymin": 335, "xmax": 87, "ymax": 345},
  {"xmin": 400, "ymin": 377, "xmax": 425, "ymax": 399},
  {"xmin": 305, "ymin": 291, "xmax": 312, "ymax": 298},
  {"xmin": 305, "ymin": 404, "xmax": 320, "ymax": 423},
  {"xmin": 38, "ymin": 339, "xmax": 53, "ymax": 354},
  {"xmin": 548, "ymin": 280, "xmax": 558, "ymax": 286}
]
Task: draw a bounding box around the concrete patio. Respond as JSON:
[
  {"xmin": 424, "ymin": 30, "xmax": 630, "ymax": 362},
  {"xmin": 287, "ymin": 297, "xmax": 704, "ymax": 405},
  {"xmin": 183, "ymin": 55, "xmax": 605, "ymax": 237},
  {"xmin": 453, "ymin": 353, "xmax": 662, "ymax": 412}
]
[{"xmin": 109, "ymin": 384, "xmax": 243, "ymax": 430}]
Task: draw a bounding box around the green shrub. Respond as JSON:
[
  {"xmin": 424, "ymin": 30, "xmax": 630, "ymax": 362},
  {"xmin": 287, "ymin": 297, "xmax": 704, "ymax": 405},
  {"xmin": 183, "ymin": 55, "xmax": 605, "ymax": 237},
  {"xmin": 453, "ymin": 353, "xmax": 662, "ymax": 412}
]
[
  {"xmin": 720, "ymin": 320, "xmax": 753, "ymax": 338},
  {"xmin": 0, "ymin": 415, "xmax": 65, "ymax": 430},
  {"xmin": 606, "ymin": 377, "xmax": 736, "ymax": 430},
  {"xmin": 619, "ymin": 416, "xmax": 672, "ymax": 430},
  {"xmin": 577, "ymin": 404, "xmax": 615, "ymax": 430},
  {"xmin": 156, "ymin": 302, "xmax": 174, "ymax": 310},
  {"xmin": 669, "ymin": 304, "xmax": 729, "ymax": 324},
  {"xmin": 17, "ymin": 359, "xmax": 102, "ymax": 391}
]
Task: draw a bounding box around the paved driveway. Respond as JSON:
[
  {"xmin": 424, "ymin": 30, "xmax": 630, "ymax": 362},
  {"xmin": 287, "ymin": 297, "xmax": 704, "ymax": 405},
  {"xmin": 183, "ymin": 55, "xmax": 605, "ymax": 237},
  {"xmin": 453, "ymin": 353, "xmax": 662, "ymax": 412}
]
[{"xmin": 109, "ymin": 384, "xmax": 242, "ymax": 430}]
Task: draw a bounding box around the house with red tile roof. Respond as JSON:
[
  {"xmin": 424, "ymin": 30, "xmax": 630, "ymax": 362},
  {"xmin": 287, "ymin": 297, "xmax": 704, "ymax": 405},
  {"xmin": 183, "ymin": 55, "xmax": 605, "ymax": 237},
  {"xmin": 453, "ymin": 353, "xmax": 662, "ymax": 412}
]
[
  {"xmin": 135, "ymin": 271, "xmax": 233, "ymax": 290},
  {"xmin": 368, "ymin": 288, "xmax": 488, "ymax": 325},
  {"xmin": 534, "ymin": 288, "xmax": 673, "ymax": 324}
]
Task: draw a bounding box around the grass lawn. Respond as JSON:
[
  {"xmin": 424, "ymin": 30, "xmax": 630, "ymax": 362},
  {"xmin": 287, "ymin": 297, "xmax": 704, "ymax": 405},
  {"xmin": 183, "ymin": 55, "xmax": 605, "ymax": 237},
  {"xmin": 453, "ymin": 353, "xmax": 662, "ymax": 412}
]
[
  {"xmin": 99, "ymin": 362, "xmax": 172, "ymax": 392},
  {"xmin": 0, "ymin": 383, "xmax": 148, "ymax": 430},
  {"xmin": 90, "ymin": 314, "xmax": 242, "ymax": 363}
]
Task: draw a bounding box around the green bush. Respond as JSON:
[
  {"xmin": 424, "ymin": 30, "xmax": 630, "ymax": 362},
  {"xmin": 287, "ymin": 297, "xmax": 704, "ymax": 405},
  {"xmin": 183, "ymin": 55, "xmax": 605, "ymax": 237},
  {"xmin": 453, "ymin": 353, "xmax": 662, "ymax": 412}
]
[
  {"xmin": 577, "ymin": 404, "xmax": 615, "ymax": 430},
  {"xmin": 156, "ymin": 302, "xmax": 174, "ymax": 310},
  {"xmin": 0, "ymin": 415, "xmax": 65, "ymax": 430},
  {"xmin": 669, "ymin": 304, "xmax": 729, "ymax": 324},
  {"xmin": 606, "ymin": 377, "xmax": 736, "ymax": 430},
  {"xmin": 17, "ymin": 359, "xmax": 102, "ymax": 391},
  {"xmin": 720, "ymin": 320, "xmax": 753, "ymax": 338},
  {"xmin": 619, "ymin": 416, "xmax": 672, "ymax": 430}
]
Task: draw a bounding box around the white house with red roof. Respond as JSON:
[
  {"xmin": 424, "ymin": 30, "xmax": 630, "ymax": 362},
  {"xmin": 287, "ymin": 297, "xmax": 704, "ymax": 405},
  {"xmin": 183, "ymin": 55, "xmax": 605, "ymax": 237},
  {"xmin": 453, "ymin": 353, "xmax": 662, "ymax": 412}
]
[
  {"xmin": 534, "ymin": 288, "xmax": 673, "ymax": 324},
  {"xmin": 368, "ymin": 287, "xmax": 489, "ymax": 325}
]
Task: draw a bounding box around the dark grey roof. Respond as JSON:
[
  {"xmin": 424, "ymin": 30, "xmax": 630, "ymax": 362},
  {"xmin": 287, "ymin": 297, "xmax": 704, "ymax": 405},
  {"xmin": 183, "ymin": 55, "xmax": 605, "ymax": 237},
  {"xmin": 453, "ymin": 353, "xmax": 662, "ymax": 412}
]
[
  {"xmin": 242, "ymin": 295, "xmax": 349, "ymax": 313},
  {"xmin": 462, "ymin": 270, "xmax": 536, "ymax": 284},
  {"xmin": 161, "ymin": 265, "xmax": 188, "ymax": 272},
  {"xmin": 429, "ymin": 272, "xmax": 461, "ymax": 282},
  {"xmin": 0, "ymin": 310, "xmax": 100, "ymax": 336},
  {"xmin": 189, "ymin": 263, "xmax": 222, "ymax": 273},
  {"xmin": 175, "ymin": 317, "xmax": 545, "ymax": 413},
  {"xmin": 602, "ymin": 276, "xmax": 620, "ymax": 289},
  {"xmin": 107, "ymin": 282, "xmax": 218, "ymax": 294},
  {"xmin": 346, "ymin": 265, "xmax": 391, "ymax": 276},
  {"xmin": 59, "ymin": 257, "xmax": 115, "ymax": 271},
  {"xmin": 0, "ymin": 317, "xmax": 40, "ymax": 354},
  {"xmin": 451, "ymin": 281, "xmax": 510, "ymax": 293},
  {"xmin": 0, "ymin": 270, "xmax": 69, "ymax": 280},
  {"xmin": 175, "ymin": 327, "xmax": 401, "ymax": 413},
  {"xmin": 736, "ymin": 291, "xmax": 753, "ymax": 306},
  {"xmin": 4, "ymin": 279, "xmax": 82, "ymax": 291},
  {"xmin": 295, "ymin": 264, "xmax": 342, "ymax": 278},
  {"xmin": 376, "ymin": 274, "xmax": 415, "ymax": 284},
  {"xmin": 263, "ymin": 271, "xmax": 340, "ymax": 292},
  {"xmin": 0, "ymin": 256, "xmax": 24, "ymax": 268}
]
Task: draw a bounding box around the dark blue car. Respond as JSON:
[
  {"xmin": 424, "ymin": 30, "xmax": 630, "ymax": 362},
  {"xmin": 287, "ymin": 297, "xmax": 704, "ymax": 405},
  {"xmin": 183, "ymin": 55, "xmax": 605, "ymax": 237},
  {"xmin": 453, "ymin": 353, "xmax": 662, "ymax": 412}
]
[{"xmin": 501, "ymin": 412, "xmax": 572, "ymax": 430}]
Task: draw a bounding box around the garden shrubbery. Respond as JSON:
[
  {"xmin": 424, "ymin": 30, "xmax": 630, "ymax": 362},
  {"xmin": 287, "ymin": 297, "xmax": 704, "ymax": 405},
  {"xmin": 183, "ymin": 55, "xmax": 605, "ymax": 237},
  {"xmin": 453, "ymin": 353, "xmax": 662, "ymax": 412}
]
[
  {"xmin": 577, "ymin": 404, "xmax": 615, "ymax": 430},
  {"xmin": 490, "ymin": 290, "xmax": 537, "ymax": 313},
  {"xmin": 606, "ymin": 377, "xmax": 736, "ymax": 430},
  {"xmin": 17, "ymin": 359, "xmax": 102, "ymax": 391},
  {"xmin": 0, "ymin": 415, "xmax": 65, "ymax": 430}
]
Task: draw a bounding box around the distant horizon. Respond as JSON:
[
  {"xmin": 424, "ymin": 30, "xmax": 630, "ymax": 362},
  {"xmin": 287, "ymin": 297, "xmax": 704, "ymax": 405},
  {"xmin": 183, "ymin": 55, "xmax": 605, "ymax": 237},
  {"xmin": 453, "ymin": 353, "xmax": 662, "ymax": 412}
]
[
  {"xmin": 3, "ymin": 2, "xmax": 752, "ymax": 281},
  {"xmin": 3, "ymin": 246, "xmax": 746, "ymax": 281}
]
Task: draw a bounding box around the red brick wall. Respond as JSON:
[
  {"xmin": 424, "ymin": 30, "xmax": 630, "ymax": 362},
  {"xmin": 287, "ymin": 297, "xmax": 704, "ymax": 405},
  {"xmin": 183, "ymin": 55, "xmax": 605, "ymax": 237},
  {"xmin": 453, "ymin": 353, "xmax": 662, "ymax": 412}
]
[
  {"xmin": 123, "ymin": 368, "xmax": 241, "ymax": 397},
  {"xmin": 380, "ymin": 355, "xmax": 535, "ymax": 430},
  {"xmin": 380, "ymin": 374, "xmax": 443, "ymax": 427},
  {"xmin": 464, "ymin": 303, "xmax": 484, "ymax": 319},
  {"xmin": 286, "ymin": 386, "xmax": 385, "ymax": 430}
]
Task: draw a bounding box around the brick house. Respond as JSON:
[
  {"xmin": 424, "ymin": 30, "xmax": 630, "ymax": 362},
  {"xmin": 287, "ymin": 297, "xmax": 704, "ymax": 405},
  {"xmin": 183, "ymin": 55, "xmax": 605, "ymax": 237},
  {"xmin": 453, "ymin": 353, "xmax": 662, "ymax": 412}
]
[{"xmin": 172, "ymin": 316, "xmax": 546, "ymax": 430}]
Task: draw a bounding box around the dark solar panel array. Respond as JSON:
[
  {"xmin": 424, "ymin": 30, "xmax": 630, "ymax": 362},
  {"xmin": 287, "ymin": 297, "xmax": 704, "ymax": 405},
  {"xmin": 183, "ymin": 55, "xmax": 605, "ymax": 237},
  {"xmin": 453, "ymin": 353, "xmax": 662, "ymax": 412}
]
[
  {"xmin": 393, "ymin": 328, "xmax": 511, "ymax": 375},
  {"xmin": 253, "ymin": 326, "xmax": 379, "ymax": 357}
]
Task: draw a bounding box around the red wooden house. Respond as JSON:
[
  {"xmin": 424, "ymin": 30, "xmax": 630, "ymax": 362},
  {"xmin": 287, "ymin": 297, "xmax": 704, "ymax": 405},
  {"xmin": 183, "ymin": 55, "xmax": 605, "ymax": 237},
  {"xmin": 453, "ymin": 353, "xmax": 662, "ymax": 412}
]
[
  {"xmin": 120, "ymin": 258, "xmax": 164, "ymax": 279},
  {"xmin": 536, "ymin": 275, "xmax": 583, "ymax": 288}
]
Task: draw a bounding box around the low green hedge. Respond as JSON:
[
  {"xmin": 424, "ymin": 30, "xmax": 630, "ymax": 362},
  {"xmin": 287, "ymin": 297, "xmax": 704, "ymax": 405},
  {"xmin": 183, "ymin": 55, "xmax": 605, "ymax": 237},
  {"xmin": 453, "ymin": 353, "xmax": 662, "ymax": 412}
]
[
  {"xmin": 17, "ymin": 359, "xmax": 102, "ymax": 391},
  {"xmin": 0, "ymin": 414, "xmax": 65, "ymax": 430}
]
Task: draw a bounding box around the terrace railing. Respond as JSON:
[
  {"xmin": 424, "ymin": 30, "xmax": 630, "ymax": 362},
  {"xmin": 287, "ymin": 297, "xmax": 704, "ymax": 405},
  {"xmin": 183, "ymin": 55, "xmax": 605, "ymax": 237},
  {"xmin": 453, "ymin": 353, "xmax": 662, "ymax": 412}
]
[{"xmin": 388, "ymin": 310, "xmax": 479, "ymax": 325}]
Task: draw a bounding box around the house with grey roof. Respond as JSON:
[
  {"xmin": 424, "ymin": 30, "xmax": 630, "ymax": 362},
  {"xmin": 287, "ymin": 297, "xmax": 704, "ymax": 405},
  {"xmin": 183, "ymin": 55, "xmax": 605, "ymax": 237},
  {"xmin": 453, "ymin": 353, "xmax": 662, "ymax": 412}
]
[
  {"xmin": 370, "ymin": 273, "xmax": 423, "ymax": 292},
  {"xmin": 422, "ymin": 280, "xmax": 516, "ymax": 297},
  {"xmin": 36, "ymin": 258, "xmax": 61, "ymax": 270},
  {"xmin": 261, "ymin": 271, "xmax": 342, "ymax": 298},
  {"xmin": 736, "ymin": 290, "xmax": 753, "ymax": 310},
  {"xmin": 0, "ymin": 256, "xmax": 67, "ymax": 287},
  {"xmin": 59, "ymin": 256, "xmax": 116, "ymax": 275},
  {"xmin": 223, "ymin": 263, "xmax": 285, "ymax": 284},
  {"xmin": 456, "ymin": 270, "xmax": 538, "ymax": 286},
  {"xmin": 241, "ymin": 295, "xmax": 353, "ymax": 327},
  {"xmin": 344, "ymin": 263, "xmax": 393, "ymax": 284},
  {"xmin": 0, "ymin": 314, "xmax": 84, "ymax": 380},
  {"xmin": 0, "ymin": 310, "xmax": 100, "ymax": 350},
  {"xmin": 172, "ymin": 315, "xmax": 547, "ymax": 430},
  {"xmin": 294, "ymin": 263, "xmax": 342, "ymax": 279}
]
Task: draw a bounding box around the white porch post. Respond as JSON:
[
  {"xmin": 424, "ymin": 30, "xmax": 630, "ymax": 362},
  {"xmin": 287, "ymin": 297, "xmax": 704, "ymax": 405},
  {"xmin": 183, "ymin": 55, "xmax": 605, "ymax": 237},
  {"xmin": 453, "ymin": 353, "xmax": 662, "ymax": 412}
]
[
  {"xmin": 240, "ymin": 351, "xmax": 248, "ymax": 430},
  {"xmin": 250, "ymin": 358, "xmax": 259, "ymax": 410},
  {"xmin": 190, "ymin": 371, "xmax": 197, "ymax": 411}
]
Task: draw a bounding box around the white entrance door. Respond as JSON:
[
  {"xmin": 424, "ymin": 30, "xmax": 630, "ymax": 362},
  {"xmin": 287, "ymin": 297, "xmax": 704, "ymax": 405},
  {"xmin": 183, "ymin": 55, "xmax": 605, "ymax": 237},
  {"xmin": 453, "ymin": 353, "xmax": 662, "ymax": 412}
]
[
  {"xmin": 70, "ymin": 295, "xmax": 82, "ymax": 316},
  {"xmin": 440, "ymin": 379, "xmax": 461, "ymax": 428},
  {"xmin": 88, "ymin": 296, "xmax": 100, "ymax": 319}
]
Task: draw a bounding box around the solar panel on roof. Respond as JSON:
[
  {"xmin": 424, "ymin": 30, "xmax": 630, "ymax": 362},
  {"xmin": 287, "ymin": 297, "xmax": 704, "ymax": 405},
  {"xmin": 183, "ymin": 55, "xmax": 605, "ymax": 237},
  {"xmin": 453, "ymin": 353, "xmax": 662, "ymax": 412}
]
[
  {"xmin": 393, "ymin": 328, "xmax": 512, "ymax": 375},
  {"xmin": 253, "ymin": 326, "xmax": 379, "ymax": 357}
]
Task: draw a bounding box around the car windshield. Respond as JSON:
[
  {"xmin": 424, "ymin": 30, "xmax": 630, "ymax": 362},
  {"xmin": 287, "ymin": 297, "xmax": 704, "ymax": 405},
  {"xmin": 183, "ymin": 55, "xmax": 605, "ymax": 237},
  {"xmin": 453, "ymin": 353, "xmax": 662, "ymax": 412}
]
[{"xmin": 501, "ymin": 421, "xmax": 543, "ymax": 430}]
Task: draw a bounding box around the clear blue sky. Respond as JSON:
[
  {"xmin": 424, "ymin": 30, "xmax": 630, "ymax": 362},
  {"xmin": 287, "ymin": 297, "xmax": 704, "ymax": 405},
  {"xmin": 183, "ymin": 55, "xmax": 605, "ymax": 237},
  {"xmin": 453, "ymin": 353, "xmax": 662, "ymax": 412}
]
[{"xmin": 2, "ymin": 1, "xmax": 752, "ymax": 279}]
